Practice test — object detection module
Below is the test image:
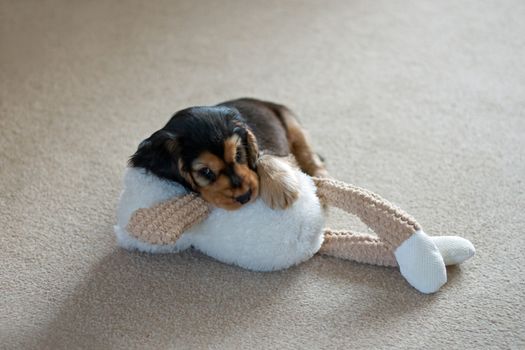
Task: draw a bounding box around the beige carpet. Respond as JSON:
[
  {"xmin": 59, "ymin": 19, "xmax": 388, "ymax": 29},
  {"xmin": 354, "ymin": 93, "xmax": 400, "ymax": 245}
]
[{"xmin": 1, "ymin": 0, "xmax": 524, "ymax": 349}]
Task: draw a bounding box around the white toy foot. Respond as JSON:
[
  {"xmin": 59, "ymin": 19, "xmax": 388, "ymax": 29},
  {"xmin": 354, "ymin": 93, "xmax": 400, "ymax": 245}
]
[
  {"xmin": 431, "ymin": 236, "xmax": 475, "ymax": 265},
  {"xmin": 394, "ymin": 230, "xmax": 447, "ymax": 294}
]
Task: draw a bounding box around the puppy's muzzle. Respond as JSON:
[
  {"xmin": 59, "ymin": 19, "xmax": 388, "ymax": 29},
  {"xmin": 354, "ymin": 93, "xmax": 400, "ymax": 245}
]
[{"xmin": 235, "ymin": 189, "xmax": 252, "ymax": 205}]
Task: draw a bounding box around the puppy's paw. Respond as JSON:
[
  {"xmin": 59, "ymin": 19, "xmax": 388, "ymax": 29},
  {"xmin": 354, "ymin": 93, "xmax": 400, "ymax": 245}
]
[
  {"xmin": 256, "ymin": 155, "xmax": 300, "ymax": 210},
  {"xmin": 313, "ymin": 167, "xmax": 329, "ymax": 179},
  {"xmin": 310, "ymin": 153, "xmax": 329, "ymax": 178}
]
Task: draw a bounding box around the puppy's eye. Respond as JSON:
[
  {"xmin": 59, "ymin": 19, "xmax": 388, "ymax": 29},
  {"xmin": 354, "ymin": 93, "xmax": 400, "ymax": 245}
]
[{"xmin": 198, "ymin": 167, "xmax": 216, "ymax": 181}]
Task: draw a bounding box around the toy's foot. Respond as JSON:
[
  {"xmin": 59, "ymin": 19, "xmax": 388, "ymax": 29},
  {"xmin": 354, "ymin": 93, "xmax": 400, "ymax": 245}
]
[
  {"xmin": 431, "ymin": 236, "xmax": 475, "ymax": 265},
  {"xmin": 394, "ymin": 230, "xmax": 447, "ymax": 294}
]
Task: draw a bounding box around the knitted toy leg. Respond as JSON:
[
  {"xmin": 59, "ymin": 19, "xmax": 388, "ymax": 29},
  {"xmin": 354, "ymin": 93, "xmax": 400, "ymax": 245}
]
[
  {"xmin": 313, "ymin": 177, "xmax": 419, "ymax": 248},
  {"xmin": 313, "ymin": 177, "xmax": 447, "ymax": 293},
  {"xmin": 320, "ymin": 231, "xmax": 475, "ymax": 268},
  {"xmin": 127, "ymin": 194, "xmax": 211, "ymax": 245},
  {"xmin": 320, "ymin": 229, "xmax": 397, "ymax": 267}
]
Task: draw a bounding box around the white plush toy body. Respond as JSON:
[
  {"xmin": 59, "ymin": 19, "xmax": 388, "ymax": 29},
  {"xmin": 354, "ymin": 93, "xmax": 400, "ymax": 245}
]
[
  {"xmin": 115, "ymin": 168, "xmax": 324, "ymax": 271},
  {"xmin": 115, "ymin": 167, "xmax": 475, "ymax": 293}
]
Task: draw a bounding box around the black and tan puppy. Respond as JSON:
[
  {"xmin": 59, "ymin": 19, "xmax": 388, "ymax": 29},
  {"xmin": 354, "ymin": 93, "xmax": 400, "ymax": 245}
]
[{"xmin": 130, "ymin": 98, "xmax": 327, "ymax": 210}]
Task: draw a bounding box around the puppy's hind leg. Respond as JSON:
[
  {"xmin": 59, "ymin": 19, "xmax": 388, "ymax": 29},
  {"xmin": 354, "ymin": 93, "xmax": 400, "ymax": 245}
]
[{"xmin": 279, "ymin": 107, "xmax": 329, "ymax": 178}]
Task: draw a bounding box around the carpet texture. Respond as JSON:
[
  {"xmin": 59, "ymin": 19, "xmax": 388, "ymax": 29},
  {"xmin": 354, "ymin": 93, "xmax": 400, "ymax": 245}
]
[{"xmin": 1, "ymin": 0, "xmax": 524, "ymax": 349}]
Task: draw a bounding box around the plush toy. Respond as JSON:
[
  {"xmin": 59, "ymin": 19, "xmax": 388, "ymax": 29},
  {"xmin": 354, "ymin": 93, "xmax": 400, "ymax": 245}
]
[{"xmin": 114, "ymin": 159, "xmax": 475, "ymax": 294}]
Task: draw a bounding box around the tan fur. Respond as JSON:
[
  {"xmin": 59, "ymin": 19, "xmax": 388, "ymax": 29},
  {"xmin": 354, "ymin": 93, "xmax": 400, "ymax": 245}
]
[
  {"xmin": 192, "ymin": 152, "xmax": 225, "ymax": 174},
  {"xmin": 251, "ymin": 107, "xmax": 327, "ymax": 210},
  {"xmin": 224, "ymin": 134, "xmax": 241, "ymax": 164},
  {"xmin": 190, "ymin": 151, "xmax": 259, "ymax": 210},
  {"xmin": 230, "ymin": 122, "xmax": 259, "ymax": 168},
  {"xmin": 281, "ymin": 110, "xmax": 328, "ymax": 178},
  {"xmin": 191, "ymin": 152, "xmax": 225, "ymax": 187},
  {"xmin": 245, "ymin": 129, "xmax": 259, "ymax": 168},
  {"xmin": 256, "ymin": 155, "xmax": 300, "ymax": 210}
]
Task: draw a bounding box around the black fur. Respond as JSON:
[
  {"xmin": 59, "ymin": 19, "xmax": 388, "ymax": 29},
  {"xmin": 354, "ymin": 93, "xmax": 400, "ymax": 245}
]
[{"xmin": 129, "ymin": 105, "xmax": 257, "ymax": 189}]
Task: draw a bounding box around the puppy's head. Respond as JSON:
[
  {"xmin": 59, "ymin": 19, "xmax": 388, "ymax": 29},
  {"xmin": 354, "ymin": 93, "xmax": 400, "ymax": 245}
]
[{"xmin": 130, "ymin": 106, "xmax": 259, "ymax": 210}]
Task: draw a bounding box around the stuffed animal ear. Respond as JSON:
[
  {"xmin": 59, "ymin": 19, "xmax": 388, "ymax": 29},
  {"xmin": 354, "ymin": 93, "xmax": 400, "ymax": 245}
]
[{"xmin": 127, "ymin": 193, "xmax": 211, "ymax": 245}]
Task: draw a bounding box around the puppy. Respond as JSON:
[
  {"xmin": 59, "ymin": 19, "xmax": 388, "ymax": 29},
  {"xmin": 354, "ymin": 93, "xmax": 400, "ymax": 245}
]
[{"xmin": 129, "ymin": 98, "xmax": 327, "ymax": 210}]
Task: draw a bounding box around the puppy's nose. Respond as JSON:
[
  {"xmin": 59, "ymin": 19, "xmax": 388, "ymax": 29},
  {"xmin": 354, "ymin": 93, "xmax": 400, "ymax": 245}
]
[{"xmin": 235, "ymin": 189, "xmax": 252, "ymax": 205}]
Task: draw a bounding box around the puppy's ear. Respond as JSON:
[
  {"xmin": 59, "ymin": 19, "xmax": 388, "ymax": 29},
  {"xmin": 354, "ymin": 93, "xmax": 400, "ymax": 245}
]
[
  {"xmin": 233, "ymin": 115, "xmax": 259, "ymax": 170},
  {"xmin": 245, "ymin": 129, "xmax": 259, "ymax": 170},
  {"xmin": 233, "ymin": 119, "xmax": 258, "ymax": 170},
  {"xmin": 129, "ymin": 130, "xmax": 179, "ymax": 179}
]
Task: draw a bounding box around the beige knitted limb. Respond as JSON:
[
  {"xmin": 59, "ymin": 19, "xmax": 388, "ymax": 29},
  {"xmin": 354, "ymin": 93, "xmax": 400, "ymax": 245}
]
[
  {"xmin": 314, "ymin": 178, "xmax": 452, "ymax": 294},
  {"xmin": 127, "ymin": 193, "xmax": 211, "ymax": 245},
  {"xmin": 313, "ymin": 177, "xmax": 421, "ymax": 251},
  {"xmin": 126, "ymin": 176, "xmax": 421, "ymax": 269},
  {"xmin": 320, "ymin": 229, "xmax": 397, "ymax": 266}
]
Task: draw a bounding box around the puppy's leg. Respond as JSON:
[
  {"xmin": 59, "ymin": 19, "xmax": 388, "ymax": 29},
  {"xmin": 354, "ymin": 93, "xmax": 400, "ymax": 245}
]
[
  {"xmin": 256, "ymin": 155, "xmax": 300, "ymax": 210},
  {"xmin": 280, "ymin": 108, "xmax": 329, "ymax": 178}
]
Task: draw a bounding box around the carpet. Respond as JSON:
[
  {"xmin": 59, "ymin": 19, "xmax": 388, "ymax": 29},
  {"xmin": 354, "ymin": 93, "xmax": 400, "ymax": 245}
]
[{"xmin": 1, "ymin": 0, "xmax": 524, "ymax": 348}]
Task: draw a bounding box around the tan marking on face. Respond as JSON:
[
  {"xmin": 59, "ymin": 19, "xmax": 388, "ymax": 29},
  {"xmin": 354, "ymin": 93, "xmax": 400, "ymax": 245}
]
[
  {"xmin": 192, "ymin": 153, "xmax": 259, "ymax": 211},
  {"xmin": 190, "ymin": 152, "xmax": 225, "ymax": 187},
  {"xmin": 186, "ymin": 149, "xmax": 259, "ymax": 210},
  {"xmin": 224, "ymin": 134, "xmax": 241, "ymax": 164},
  {"xmin": 192, "ymin": 152, "xmax": 225, "ymax": 173},
  {"xmin": 233, "ymin": 162, "xmax": 259, "ymax": 199}
]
